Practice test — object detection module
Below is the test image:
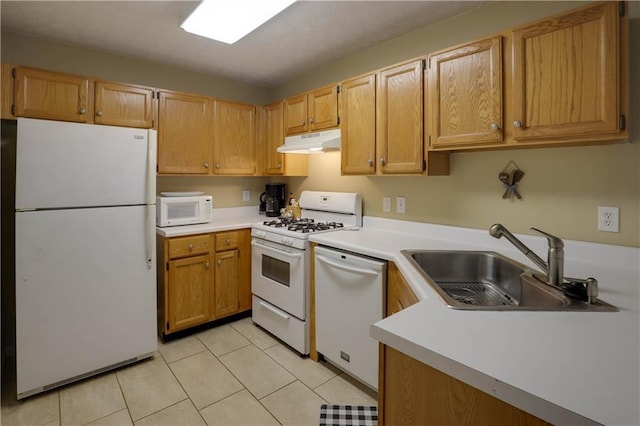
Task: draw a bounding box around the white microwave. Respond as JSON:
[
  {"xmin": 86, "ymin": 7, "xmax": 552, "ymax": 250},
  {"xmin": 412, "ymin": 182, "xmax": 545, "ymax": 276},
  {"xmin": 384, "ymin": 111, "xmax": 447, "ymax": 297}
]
[{"xmin": 156, "ymin": 195, "xmax": 213, "ymax": 227}]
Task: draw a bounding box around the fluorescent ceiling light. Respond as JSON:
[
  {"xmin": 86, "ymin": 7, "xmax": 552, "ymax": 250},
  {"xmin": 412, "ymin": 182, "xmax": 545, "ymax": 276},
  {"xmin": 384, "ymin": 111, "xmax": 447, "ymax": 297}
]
[{"xmin": 181, "ymin": 0, "xmax": 296, "ymax": 44}]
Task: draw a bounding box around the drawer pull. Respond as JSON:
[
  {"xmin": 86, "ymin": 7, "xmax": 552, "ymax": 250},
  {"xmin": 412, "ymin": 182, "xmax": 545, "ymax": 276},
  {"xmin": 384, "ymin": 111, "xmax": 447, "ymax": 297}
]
[
  {"xmin": 188, "ymin": 244, "xmax": 194, "ymax": 251},
  {"xmin": 226, "ymin": 239, "xmax": 231, "ymax": 245}
]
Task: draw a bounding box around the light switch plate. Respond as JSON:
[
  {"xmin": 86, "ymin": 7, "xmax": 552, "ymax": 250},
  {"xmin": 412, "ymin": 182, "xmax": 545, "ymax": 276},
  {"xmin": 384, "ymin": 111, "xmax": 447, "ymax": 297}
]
[
  {"xmin": 396, "ymin": 197, "xmax": 406, "ymax": 214},
  {"xmin": 242, "ymin": 190, "xmax": 250, "ymax": 202},
  {"xmin": 383, "ymin": 197, "xmax": 391, "ymax": 213}
]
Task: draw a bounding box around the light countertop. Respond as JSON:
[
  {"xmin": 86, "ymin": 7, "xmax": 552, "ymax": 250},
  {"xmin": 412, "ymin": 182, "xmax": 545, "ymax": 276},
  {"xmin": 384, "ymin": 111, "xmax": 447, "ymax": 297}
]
[
  {"xmin": 156, "ymin": 206, "xmax": 264, "ymax": 237},
  {"xmin": 309, "ymin": 217, "xmax": 640, "ymax": 426}
]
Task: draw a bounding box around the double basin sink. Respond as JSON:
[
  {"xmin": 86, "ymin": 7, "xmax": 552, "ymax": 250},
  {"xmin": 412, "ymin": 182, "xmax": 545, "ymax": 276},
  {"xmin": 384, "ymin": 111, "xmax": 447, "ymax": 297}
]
[{"xmin": 403, "ymin": 250, "xmax": 617, "ymax": 311}]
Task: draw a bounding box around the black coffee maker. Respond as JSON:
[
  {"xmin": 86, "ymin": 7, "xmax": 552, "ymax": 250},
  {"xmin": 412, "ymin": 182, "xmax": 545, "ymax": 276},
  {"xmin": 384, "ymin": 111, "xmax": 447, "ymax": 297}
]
[{"xmin": 260, "ymin": 183, "xmax": 286, "ymax": 217}]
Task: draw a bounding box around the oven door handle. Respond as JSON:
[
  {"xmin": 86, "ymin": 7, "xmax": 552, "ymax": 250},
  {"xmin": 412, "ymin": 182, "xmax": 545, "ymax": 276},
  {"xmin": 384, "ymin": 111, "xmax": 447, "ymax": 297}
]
[
  {"xmin": 251, "ymin": 240, "xmax": 303, "ymax": 258},
  {"xmin": 316, "ymin": 254, "xmax": 379, "ymax": 277},
  {"xmin": 259, "ymin": 301, "xmax": 290, "ymax": 320}
]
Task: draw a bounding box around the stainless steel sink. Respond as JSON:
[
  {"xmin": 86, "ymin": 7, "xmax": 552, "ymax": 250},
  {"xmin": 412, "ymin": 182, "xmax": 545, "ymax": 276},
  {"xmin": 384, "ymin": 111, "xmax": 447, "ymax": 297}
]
[{"xmin": 402, "ymin": 250, "xmax": 617, "ymax": 311}]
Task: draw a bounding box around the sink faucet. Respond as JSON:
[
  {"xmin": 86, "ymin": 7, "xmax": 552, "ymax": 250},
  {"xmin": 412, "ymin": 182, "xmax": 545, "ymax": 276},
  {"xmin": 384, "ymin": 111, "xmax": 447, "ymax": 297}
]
[{"xmin": 489, "ymin": 224, "xmax": 564, "ymax": 287}]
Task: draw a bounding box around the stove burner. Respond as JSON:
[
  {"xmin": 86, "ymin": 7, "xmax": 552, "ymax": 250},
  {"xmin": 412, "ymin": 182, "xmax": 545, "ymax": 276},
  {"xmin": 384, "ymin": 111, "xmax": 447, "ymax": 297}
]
[{"xmin": 264, "ymin": 218, "xmax": 344, "ymax": 233}]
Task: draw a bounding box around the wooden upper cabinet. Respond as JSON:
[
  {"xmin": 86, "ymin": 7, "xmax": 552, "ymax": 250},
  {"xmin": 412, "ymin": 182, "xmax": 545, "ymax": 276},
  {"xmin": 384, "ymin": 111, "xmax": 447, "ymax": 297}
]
[
  {"xmin": 212, "ymin": 99, "xmax": 256, "ymax": 175},
  {"xmin": 14, "ymin": 66, "xmax": 89, "ymax": 123},
  {"xmin": 284, "ymin": 94, "xmax": 308, "ymax": 135},
  {"xmin": 157, "ymin": 91, "xmax": 213, "ymax": 174},
  {"xmin": 94, "ymin": 81, "xmax": 154, "ymax": 128},
  {"xmin": 263, "ymin": 101, "xmax": 285, "ymax": 175},
  {"xmin": 309, "ymin": 84, "xmax": 339, "ymax": 131},
  {"xmin": 428, "ymin": 36, "xmax": 503, "ymax": 148},
  {"xmin": 511, "ymin": 2, "xmax": 624, "ymax": 142},
  {"xmin": 376, "ymin": 59, "xmax": 424, "ymax": 174},
  {"xmin": 340, "ymin": 73, "xmax": 376, "ymax": 175}
]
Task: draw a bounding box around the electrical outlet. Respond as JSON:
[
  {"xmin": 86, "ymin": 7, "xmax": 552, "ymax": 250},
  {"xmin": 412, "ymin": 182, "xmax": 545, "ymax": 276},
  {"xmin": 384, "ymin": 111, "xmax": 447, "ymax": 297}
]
[
  {"xmin": 396, "ymin": 196, "xmax": 406, "ymax": 214},
  {"xmin": 242, "ymin": 190, "xmax": 250, "ymax": 202},
  {"xmin": 598, "ymin": 206, "xmax": 619, "ymax": 232},
  {"xmin": 383, "ymin": 196, "xmax": 391, "ymax": 213}
]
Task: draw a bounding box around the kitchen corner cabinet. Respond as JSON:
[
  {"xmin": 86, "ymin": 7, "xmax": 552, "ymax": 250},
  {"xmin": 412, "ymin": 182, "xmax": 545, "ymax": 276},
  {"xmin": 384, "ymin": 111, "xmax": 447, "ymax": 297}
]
[
  {"xmin": 511, "ymin": 1, "xmax": 627, "ymax": 144},
  {"xmin": 284, "ymin": 84, "xmax": 339, "ymax": 136},
  {"xmin": 340, "ymin": 73, "xmax": 377, "ymax": 175},
  {"xmin": 376, "ymin": 59, "xmax": 424, "ymax": 174},
  {"xmin": 379, "ymin": 264, "xmax": 549, "ymax": 426},
  {"xmin": 257, "ymin": 102, "xmax": 309, "ymax": 176},
  {"xmin": 427, "ymin": 36, "xmax": 504, "ymax": 149},
  {"xmin": 157, "ymin": 90, "xmax": 213, "ymax": 175},
  {"xmin": 212, "ymin": 99, "xmax": 256, "ymax": 175},
  {"xmin": 13, "ymin": 66, "xmax": 90, "ymax": 123},
  {"xmin": 94, "ymin": 81, "xmax": 155, "ymax": 128},
  {"xmin": 157, "ymin": 229, "xmax": 251, "ymax": 338}
]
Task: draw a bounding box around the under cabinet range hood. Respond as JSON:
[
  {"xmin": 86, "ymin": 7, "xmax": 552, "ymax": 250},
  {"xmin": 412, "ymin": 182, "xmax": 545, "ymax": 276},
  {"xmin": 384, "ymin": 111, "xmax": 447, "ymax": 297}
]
[{"xmin": 277, "ymin": 129, "xmax": 341, "ymax": 154}]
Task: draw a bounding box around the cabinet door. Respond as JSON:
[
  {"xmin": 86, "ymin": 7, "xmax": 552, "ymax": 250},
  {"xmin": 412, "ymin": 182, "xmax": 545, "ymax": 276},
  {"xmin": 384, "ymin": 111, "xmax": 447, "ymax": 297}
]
[
  {"xmin": 512, "ymin": 2, "xmax": 621, "ymax": 142},
  {"xmin": 309, "ymin": 84, "xmax": 339, "ymax": 131},
  {"xmin": 284, "ymin": 94, "xmax": 308, "ymax": 135},
  {"xmin": 95, "ymin": 81, "xmax": 154, "ymax": 128},
  {"xmin": 214, "ymin": 249, "xmax": 240, "ymax": 318},
  {"xmin": 158, "ymin": 91, "xmax": 213, "ymax": 174},
  {"xmin": 167, "ymin": 254, "xmax": 212, "ymax": 332},
  {"xmin": 385, "ymin": 262, "xmax": 419, "ymax": 317},
  {"xmin": 428, "ymin": 37, "xmax": 503, "ymax": 148},
  {"xmin": 377, "ymin": 59, "xmax": 424, "ymax": 174},
  {"xmin": 212, "ymin": 99, "xmax": 256, "ymax": 175},
  {"xmin": 340, "ymin": 74, "xmax": 376, "ymax": 175},
  {"xmin": 14, "ymin": 66, "xmax": 89, "ymax": 123},
  {"xmin": 263, "ymin": 101, "xmax": 285, "ymax": 175}
]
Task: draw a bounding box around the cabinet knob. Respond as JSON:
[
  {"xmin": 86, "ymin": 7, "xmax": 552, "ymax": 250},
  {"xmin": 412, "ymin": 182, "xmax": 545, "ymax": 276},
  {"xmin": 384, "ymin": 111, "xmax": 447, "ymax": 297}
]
[
  {"xmin": 215, "ymin": 163, "xmax": 221, "ymax": 169},
  {"xmin": 301, "ymin": 120, "xmax": 305, "ymax": 125},
  {"xmin": 205, "ymin": 261, "xmax": 210, "ymax": 269},
  {"xmin": 204, "ymin": 162, "xmax": 210, "ymax": 168},
  {"xmin": 96, "ymin": 110, "xmax": 103, "ymax": 117},
  {"xmin": 188, "ymin": 244, "xmax": 194, "ymax": 251},
  {"xmin": 368, "ymin": 159, "xmax": 374, "ymax": 167},
  {"xmin": 309, "ymin": 118, "xmax": 314, "ymax": 124},
  {"xmin": 226, "ymin": 239, "xmax": 231, "ymax": 245},
  {"xmin": 217, "ymin": 259, "xmax": 222, "ymax": 266},
  {"xmin": 379, "ymin": 158, "xmax": 386, "ymax": 166},
  {"xmin": 277, "ymin": 163, "xmax": 282, "ymax": 168},
  {"xmin": 513, "ymin": 120, "xmax": 522, "ymax": 128},
  {"xmin": 491, "ymin": 123, "xmax": 500, "ymax": 130},
  {"xmin": 79, "ymin": 107, "xmax": 86, "ymax": 114}
]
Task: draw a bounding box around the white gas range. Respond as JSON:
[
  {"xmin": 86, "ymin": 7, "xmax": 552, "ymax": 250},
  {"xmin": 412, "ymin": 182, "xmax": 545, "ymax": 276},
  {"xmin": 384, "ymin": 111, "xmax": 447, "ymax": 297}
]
[{"xmin": 250, "ymin": 191, "xmax": 362, "ymax": 355}]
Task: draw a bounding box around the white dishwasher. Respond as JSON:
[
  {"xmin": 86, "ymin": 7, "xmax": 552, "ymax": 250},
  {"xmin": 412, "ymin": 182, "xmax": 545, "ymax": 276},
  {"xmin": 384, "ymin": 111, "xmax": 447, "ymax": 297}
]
[{"xmin": 314, "ymin": 245, "xmax": 386, "ymax": 391}]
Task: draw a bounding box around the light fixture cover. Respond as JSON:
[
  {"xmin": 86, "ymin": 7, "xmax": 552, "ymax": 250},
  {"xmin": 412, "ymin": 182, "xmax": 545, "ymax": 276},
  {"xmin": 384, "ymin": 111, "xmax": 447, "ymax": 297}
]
[{"xmin": 181, "ymin": 0, "xmax": 296, "ymax": 44}]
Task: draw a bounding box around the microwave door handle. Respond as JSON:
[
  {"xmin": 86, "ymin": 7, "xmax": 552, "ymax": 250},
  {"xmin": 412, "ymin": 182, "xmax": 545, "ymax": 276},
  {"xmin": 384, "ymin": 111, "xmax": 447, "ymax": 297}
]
[{"xmin": 251, "ymin": 240, "xmax": 303, "ymax": 258}]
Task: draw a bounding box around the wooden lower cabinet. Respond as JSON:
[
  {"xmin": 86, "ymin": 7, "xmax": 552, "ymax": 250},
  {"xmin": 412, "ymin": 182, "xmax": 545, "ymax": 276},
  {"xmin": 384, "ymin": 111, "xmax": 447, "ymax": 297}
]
[
  {"xmin": 380, "ymin": 264, "xmax": 550, "ymax": 426},
  {"xmin": 157, "ymin": 229, "xmax": 251, "ymax": 337}
]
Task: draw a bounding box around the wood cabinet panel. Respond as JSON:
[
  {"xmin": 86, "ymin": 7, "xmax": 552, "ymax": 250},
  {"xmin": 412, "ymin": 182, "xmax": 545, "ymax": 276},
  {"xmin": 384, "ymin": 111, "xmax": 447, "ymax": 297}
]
[
  {"xmin": 512, "ymin": 2, "xmax": 622, "ymax": 142},
  {"xmin": 340, "ymin": 74, "xmax": 376, "ymax": 175},
  {"xmin": 214, "ymin": 249, "xmax": 240, "ymax": 318},
  {"xmin": 94, "ymin": 81, "xmax": 154, "ymax": 128},
  {"xmin": 158, "ymin": 91, "xmax": 213, "ymax": 174},
  {"xmin": 215, "ymin": 231, "xmax": 239, "ymax": 251},
  {"xmin": 168, "ymin": 234, "xmax": 212, "ymax": 259},
  {"xmin": 309, "ymin": 84, "xmax": 339, "ymax": 131},
  {"xmin": 14, "ymin": 66, "xmax": 89, "ymax": 123},
  {"xmin": 376, "ymin": 59, "xmax": 424, "ymax": 174},
  {"xmin": 263, "ymin": 101, "xmax": 285, "ymax": 175},
  {"xmin": 212, "ymin": 99, "xmax": 256, "ymax": 175},
  {"xmin": 385, "ymin": 263, "xmax": 418, "ymax": 317},
  {"xmin": 381, "ymin": 346, "xmax": 550, "ymax": 426},
  {"xmin": 428, "ymin": 36, "xmax": 503, "ymax": 148},
  {"xmin": 167, "ymin": 254, "xmax": 212, "ymax": 332},
  {"xmin": 284, "ymin": 94, "xmax": 308, "ymax": 135}
]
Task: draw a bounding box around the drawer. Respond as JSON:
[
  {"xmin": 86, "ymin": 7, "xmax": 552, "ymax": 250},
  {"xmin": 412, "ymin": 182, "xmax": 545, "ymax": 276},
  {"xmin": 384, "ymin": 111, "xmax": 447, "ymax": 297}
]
[
  {"xmin": 215, "ymin": 231, "xmax": 239, "ymax": 251},
  {"xmin": 168, "ymin": 234, "xmax": 212, "ymax": 259}
]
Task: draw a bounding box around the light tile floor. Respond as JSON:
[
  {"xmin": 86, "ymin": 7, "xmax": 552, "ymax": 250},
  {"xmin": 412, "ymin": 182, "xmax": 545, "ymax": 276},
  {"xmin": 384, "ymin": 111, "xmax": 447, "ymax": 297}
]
[{"xmin": 1, "ymin": 317, "xmax": 377, "ymax": 426}]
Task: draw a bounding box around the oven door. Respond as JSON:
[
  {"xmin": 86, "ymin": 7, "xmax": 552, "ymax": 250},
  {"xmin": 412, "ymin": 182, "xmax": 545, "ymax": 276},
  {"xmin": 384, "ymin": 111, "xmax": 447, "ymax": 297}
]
[{"xmin": 251, "ymin": 238, "xmax": 307, "ymax": 320}]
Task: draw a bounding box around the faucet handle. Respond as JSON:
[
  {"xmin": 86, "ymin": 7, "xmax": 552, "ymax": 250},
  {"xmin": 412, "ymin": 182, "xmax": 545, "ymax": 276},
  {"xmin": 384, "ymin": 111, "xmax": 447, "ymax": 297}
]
[{"xmin": 530, "ymin": 227, "xmax": 564, "ymax": 248}]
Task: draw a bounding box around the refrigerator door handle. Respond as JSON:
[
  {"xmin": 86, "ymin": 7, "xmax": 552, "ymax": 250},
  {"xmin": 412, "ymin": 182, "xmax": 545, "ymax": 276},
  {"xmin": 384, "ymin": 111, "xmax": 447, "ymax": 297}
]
[
  {"xmin": 145, "ymin": 205, "xmax": 154, "ymax": 269},
  {"xmin": 146, "ymin": 130, "xmax": 157, "ymax": 205}
]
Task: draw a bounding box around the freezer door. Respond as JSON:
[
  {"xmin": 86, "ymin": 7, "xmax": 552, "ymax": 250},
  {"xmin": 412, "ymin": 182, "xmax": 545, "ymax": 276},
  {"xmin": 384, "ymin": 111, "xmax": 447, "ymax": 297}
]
[
  {"xmin": 16, "ymin": 206, "xmax": 157, "ymax": 397},
  {"xmin": 16, "ymin": 118, "xmax": 156, "ymax": 210}
]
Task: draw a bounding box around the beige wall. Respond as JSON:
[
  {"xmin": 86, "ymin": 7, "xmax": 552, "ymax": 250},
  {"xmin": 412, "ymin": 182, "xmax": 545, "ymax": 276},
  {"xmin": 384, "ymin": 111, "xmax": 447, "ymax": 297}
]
[{"xmin": 1, "ymin": 2, "xmax": 638, "ymax": 246}]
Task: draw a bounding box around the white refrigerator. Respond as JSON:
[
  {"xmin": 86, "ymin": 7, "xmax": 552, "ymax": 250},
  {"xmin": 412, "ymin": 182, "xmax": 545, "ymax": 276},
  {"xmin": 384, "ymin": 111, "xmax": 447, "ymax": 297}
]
[{"xmin": 15, "ymin": 118, "xmax": 157, "ymax": 399}]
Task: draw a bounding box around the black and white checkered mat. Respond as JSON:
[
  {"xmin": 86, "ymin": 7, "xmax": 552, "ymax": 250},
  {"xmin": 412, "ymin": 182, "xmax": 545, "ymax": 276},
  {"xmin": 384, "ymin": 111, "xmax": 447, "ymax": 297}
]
[{"xmin": 319, "ymin": 404, "xmax": 378, "ymax": 426}]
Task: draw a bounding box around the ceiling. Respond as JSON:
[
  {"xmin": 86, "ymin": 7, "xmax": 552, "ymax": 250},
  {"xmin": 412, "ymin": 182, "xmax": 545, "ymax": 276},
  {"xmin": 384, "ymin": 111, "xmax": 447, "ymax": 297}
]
[{"xmin": 1, "ymin": 1, "xmax": 486, "ymax": 88}]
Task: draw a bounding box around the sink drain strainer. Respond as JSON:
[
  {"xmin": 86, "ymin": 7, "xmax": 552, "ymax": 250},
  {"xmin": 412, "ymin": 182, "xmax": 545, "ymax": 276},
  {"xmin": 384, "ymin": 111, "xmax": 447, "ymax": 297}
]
[{"xmin": 436, "ymin": 280, "xmax": 516, "ymax": 306}]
